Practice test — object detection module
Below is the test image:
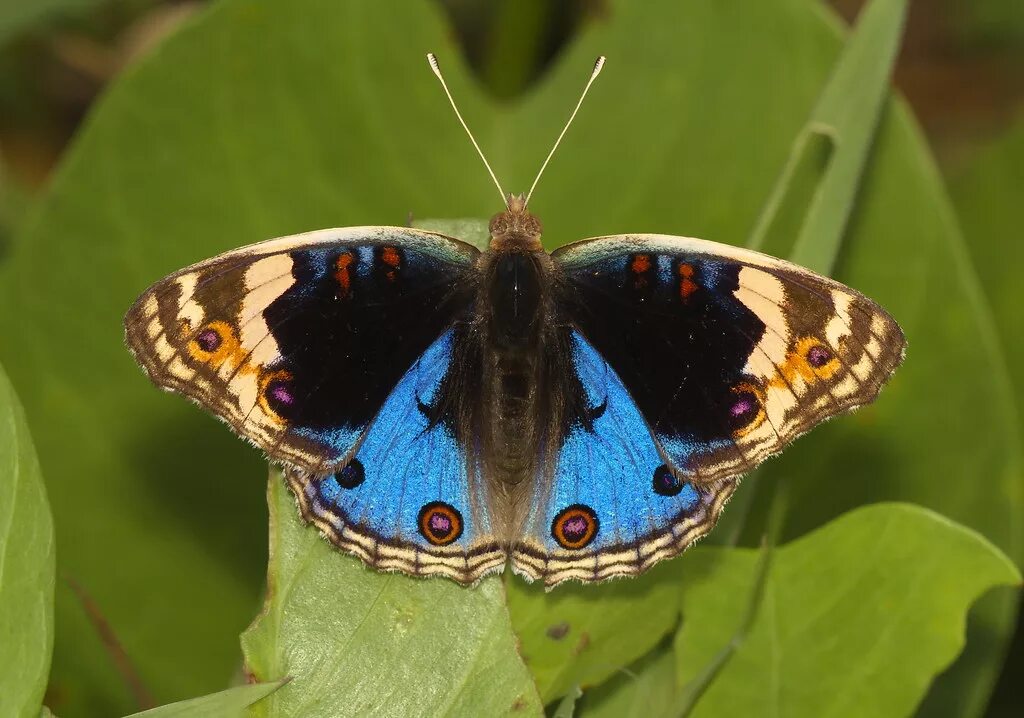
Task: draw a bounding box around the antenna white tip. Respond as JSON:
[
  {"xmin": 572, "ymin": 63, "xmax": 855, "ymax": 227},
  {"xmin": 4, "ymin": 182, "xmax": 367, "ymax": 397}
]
[
  {"xmin": 524, "ymin": 55, "xmax": 608, "ymax": 206},
  {"xmin": 426, "ymin": 51, "xmax": 508, "ymax": 207}
]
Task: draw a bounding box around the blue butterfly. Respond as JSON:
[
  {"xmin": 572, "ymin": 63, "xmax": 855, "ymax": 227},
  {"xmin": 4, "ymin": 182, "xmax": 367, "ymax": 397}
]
[{"xmin": 124, "ymin": 56, "xmax": 904, "ymax": 587}]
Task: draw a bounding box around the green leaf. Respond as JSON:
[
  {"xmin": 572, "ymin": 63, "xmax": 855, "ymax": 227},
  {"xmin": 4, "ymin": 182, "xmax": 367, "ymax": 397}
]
[
  {"xmin": 0, "ymin": 364, "xmax": 55, "ymax": 718},
  {"xmin": 506, "ymin": 564, "xmax": 680, "ymax": 703},
  {"xmin": 717, "ymin": 0, "xmax": 905, "ymax": 545},
  {"xmin": 0, "ymin": 0, "xmax": 1019, "ymax": 713},
  {"xmin": 943, "ymin": 116, "xmax": 1024, "ymax": 718},
  {"xmin": 239, "ymin": 471, "xmax": 542, "ymax": 718},
  {"xmin": 413, "ymin": 218, "xmax": 491, "ymax": 251},
  {"xmin": 551, "ymin": 685, "xmax": 582, "ymax": 718},
  {"xmin": 673, "ymin": 504, "xmax": 1021, "ymax": 718},
  {"xmin": 748, "ymin": 0, "xmax": 906, "ymax": 274},
  {"xmin": 577, "ymin": 645, "xmax": 677, "ymax": 718},
  {"xmin": 947, "ymin": 120, "xmax": 1024, "ymax": 445},
  {"xmin": 123, "ymin": 680, "xmax": 285, "ymax": 718}
]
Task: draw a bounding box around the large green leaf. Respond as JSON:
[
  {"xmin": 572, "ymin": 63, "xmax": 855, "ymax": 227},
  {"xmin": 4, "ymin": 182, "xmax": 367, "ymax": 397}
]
[
  {"xmin": 946, "ymin": 116, "xmax": 1024, "ymax": 718},
  {"xmin": 947, "ymin": 119, "xmax": 1024, "ymax": 445},
  {"xmin": 0, "ymin": 0, "xmax": 1019, "ymax": 714},
  {"xmin": 0, "ymin": 364, "xmax": 55, "ymax": 718},
  {"xmin": 674, "ymin": 504, "xmax": 1021, "ymax": 718},
  {"xmin": 577, "ymin": 645, "xmax": 677, "ymax": 718},
  {"xmin": 506, "ymin": 565, "xmax": 680, "ymax": 703},
  {"xmin": 239, "ymin": 471, "xmax": 541, "ymax": 717}
]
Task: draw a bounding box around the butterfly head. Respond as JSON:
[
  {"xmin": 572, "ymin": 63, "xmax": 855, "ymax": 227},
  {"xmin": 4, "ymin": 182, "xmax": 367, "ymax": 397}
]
[{"xmin": 489, "ymin": 194, "xmax": 543, "ymax": 251}]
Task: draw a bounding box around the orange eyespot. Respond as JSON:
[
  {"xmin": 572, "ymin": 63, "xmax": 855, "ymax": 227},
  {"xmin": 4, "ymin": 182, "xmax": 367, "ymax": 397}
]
[
  {"xmin": 794, "ymin": 336, "xmax": 841, "ymax": 380},
  {"xmin": 418, "ymin": 502, "xmax": 463, "ymax": 546},
  {"xmin": 186, "ymin": 320, "xmax": 239, "ymax": 368},
  {"xmin": 551, "ymin": 505, "xmax": 599, "ymax": 550}
]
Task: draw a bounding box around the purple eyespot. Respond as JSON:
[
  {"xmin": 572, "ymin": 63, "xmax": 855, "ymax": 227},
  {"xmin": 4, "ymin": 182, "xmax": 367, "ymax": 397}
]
[
  {"xmin": 269, "ymin": 382, "xmax": 294, "ymax": 406},
  {"xmin": 807, "ymin": 344, "xmax": 833, "ymax": 368},
  {"xmin": 562, "ymin": 517, "xmax": 588, "ymax": 541},
  {"xmin": 195, "ymin": 328, "xmax": 222, "ymax": 352},
  {"xmin": 730, "ymin": 397, "xmax": 754, "ymax": 418},
  {"xmin": 551, "ymin": 504, "xmax": 599, "ymax": 550},
  {"xmin": 263, "ymin": 375, "xmax": 296, "ymax": 417},
  {"xmin": 729, "ymin": 389, "xmax": 760, "ymax": 430},
  {"xmin": 418, "ymin": 502, "xmax": 463, "ymax": 545}
]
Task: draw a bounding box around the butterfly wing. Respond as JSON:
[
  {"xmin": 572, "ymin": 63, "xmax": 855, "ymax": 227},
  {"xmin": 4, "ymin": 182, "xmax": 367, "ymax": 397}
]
[
  {"xmin": 286, "ymin": 327, "xmax": 506, "ymax": 583},
  {"xmin": 125, "ymin": 227, "xmax": 479, "ymax": 475},
  {"xmin": 510, "ymin": 234, "xmax": 905, "ymax": 586},
  {"xmin": 551, "ymin": 234, "xmax": 905, "ymax": 484},
  {"xmin": 510, "ymin": 330, "xmax": 735, "ymax": 585}
]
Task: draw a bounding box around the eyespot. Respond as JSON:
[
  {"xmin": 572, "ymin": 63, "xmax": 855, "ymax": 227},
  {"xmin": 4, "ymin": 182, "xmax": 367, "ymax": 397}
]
[
  {"xmin": 551, "ymin": 504, "xmax": 599, "ymax": 550},
  {"xmin": 652, "ymin": 465, "xmax": 683, "ymax": 496},
  {"xmin": 334, "ymin": 458, "xmax": 365, "ymax": 489},
  {"xmin": 418, "ymin": 502, "xmax": 463, "ymax": 546},
  {"xmin": 259, "ymin": 369, "xmax": 295, "ymax": 421},
  {"xmin": 729, "ymin": 383, "xmax": 766, "ymax": 437},
  {"xmin": 195, "ymin": 327, "xmax": 222, "ymax": 352},
  {"xmin": 186, "ymin": 320, "xmax": 237, "ymax": 366},
  {"xmin": 795, "ymin": 336, "xmax": 841, "ymax": 379},
  {"xmin": 807, "ymin": 345, "xmax": 831, "ymax": 367}
]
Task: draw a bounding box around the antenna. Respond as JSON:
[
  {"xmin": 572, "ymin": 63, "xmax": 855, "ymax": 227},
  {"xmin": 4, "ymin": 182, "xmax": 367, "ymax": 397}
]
[
  {"xmin": 525, "ymin": 56, "xmax": 606, "ymax": 206},
  {"xmin": 427, "ymin": 52, "xmax": 508, "ymax": 207}
]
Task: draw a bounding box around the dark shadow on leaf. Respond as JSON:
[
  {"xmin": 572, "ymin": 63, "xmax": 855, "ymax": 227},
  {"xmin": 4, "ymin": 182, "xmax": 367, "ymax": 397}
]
[{"xmin": 122, "ymin": 407, "xmax": 268, "ymax": 586}]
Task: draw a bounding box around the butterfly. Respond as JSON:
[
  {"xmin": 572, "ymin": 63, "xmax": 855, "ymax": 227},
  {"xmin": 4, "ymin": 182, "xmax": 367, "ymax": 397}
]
[{"xmin": 124, "ymin": 55, "xmax": 905, "ymax": 587}]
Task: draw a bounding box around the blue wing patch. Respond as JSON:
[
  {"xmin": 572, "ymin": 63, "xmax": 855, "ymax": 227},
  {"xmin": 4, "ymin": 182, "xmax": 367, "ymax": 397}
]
[
  {"xmin": 286, "ymin": 329, "xmax": 506, "ymax": 584},
  {"xmin": 511, "ymin": 331, "xmax": 736, "ymax": 586}
]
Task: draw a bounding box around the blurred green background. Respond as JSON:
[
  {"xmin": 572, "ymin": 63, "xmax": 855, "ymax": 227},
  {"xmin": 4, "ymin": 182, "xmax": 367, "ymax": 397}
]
[{"xmin": 0, "ymin": 0, "xmax": 1021, "ymax": 716}]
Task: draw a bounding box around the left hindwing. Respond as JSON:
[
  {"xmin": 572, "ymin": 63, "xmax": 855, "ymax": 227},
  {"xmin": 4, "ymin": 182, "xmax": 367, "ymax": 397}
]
[{"xmin": 552, "ymin": 234, "xmax": 906, "ymax": 484}]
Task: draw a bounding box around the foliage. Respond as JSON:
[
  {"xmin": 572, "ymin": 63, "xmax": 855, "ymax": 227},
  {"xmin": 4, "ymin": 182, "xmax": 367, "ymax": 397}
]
[
  {"xmin": 0, "ymin": 0, "xmax": 104, "ymax": 46},
  {"xmin": 578, "ymin": 506, "xmax": 1020, "ymax": 718},
  {"xmin": 0, "ymin": 364, "xmax": 55, "ymax": 718},
  {"xmin": 947, "ymin": 112, "xmax": 1024, "ymax": 718},
  {"xmin": 674, "ymin": 505, "xmax": 1019, "ymax": 718},
  {"xmin": 0, "ymin": 0, "xmax": 1018, "ymax": 716},
  {"xmin": 123, "ymin": 680, "xmax": 285, "ymax": 718},
  {"xmin": 240, "ymin": 471, "xmax": 541, "ymax": 717}
]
